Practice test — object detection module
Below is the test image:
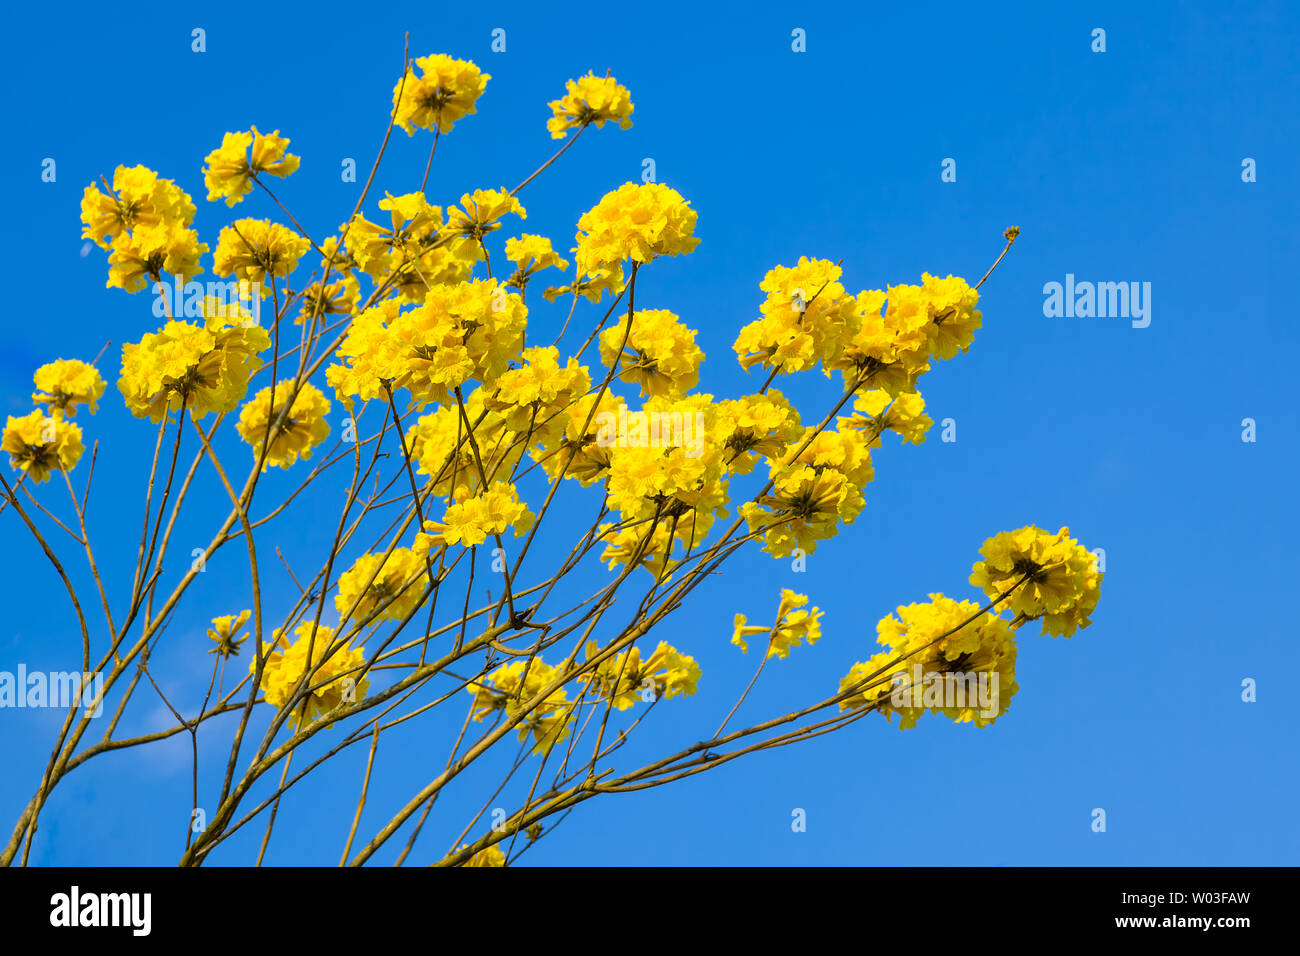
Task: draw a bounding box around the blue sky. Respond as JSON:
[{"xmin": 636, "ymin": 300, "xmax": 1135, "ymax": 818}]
[{"xmin": 1, "ymin": 0, "xmax": 1296, "ymax": 865}]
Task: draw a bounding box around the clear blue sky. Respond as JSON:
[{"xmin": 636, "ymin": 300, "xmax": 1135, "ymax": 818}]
[{"xmin": 1, "ymin": 1, "xmax": 1296, "ymax": 865}]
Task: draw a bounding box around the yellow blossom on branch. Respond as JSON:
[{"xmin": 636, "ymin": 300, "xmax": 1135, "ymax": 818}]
[
  {"xmin": 547, "ymin": 73, "xmax": 634, "ymax": 139},
  {"xmin": 969, "ymin": 526, "xmax": 1102, "ymax": 637},
  {"xmin": 251, "ymin": 621, "xmax": 368, "ymax": 727},
  {"xmin": 213, "ymin": 219, "xmax": 311, "ymax": 287},
  {"xmin": 207, "ymin": 610, "xmax": 251, "ymax": 657},
  {"xmin": 202, "ymin": 127, "xmax": 301, "ymax": 207},
  {"xmin": 421, "ymin": 481, "xmax": 535, "ymax": 548},
  {"xmin": 731, "ymin": 589, "xmax": 823, "ymax": 658},
  {"xmin": 574, "ymin": 183, "xmax": 699, "ymax": 275},
  {"xmin": 236, "ymin": 379, "xmax": 331, "ymax": 470},
  {"xmin": 2, "ymin": 411, "xmax": 84, "ymax": 484},
  {"xmin": 80, "ymin": 164, "xmax": 196, "ymax": 250},
  {"xmin": 32, "ymin": 360, "xmax": 106, "ymax": 418},
  {"xmin": 393, "ymin": 54, "xmax": 491, "ymax": 135}
]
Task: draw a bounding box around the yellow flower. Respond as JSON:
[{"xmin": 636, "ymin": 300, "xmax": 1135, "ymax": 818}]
[
  {"xmin": 598, "ymin": 309, "xmax": 703, "ymax": 399},
  {"xmin": 118, "ymin": 315, "xmax": 269, "ymax": 422},
  {"xmin": 839, "ymin": 594, "xmax": 1018, "ymax": 729},
  {"xmin": 393, "ymin": 54, "xmax": 490, "ymax": 134},
  {"xmin": 107, "ymin": 221, "xmax": 208, "ymax": 293},
  {"xmin": 213, "ymin": 219, "xmax": 311, "ymax": 287},
  {"xmin": 504, "ymin": 235, "xmax": 568, "ymax": 290},
  {"xmin": 251, "ymin": 621, "xmax": 368, "ymax": 727},
  {"xmin": 32, "ymin": 359, "xmax": 107, "ymax": 418},
  {"xmin": 732, "ymin": 590, "xmax": 823, "ymax": 659},
  {"xmin": 202, "ymin": 127, "xmax": 301, "ymax": 207},
  {"xmin": 969, "ymin": 526, "xmax": 1102, "ymax": 637},
  {"xmin": 462, "ymin": 844, "xmax": 506, "ymax": 867},
  {"xmin": 295, "ymin": 275, "xmax": 359, "ymax": 324},
  {"xmin": 533, "ymin": 390, "xmax": 622, "ymax": 487},
  {"xmin": 841, "ymin": 388, "xmax": 933, "ymax": 446},
  {"xmin": 482, "ymin": 345, "xmax": 590, "ymax": 442},
  {"xmin": 546, "ymin": 73, "xmax": 634, "ymax": 139},
  {"xmin": 422, "ymin": 481, "xmax": 535, "ymax": 548},
  {"xmin": 335, "ymin": 548, "xmax": 428, "ymax": 625},
  {"xmin": 574, "ymin": 183, "xmax": 699, "ymax": 275},
  {"xmin": 741, "ymin": 427, "xmax": 873, "ymax": 558},
  {"xmin": 405, "ymin": 390, "xmax": 526, "ymax": 496},
  {"xmin": 207, "ymin": 610, "xmax": 251, "ymax": 657},
  {"xmin": 326, "ymin": 279, "xmax": 527, "ymax": 410},
  {"xmin": 826, "ymin": 276, "xmax": 980, "ymax": 389},
  {"xmin": 598, "ymin": 522, "xmax": 682, "ymax": 580},
  {"xmin": 445, "ymin": 189, "xmax": 525, "ymax": 241},
  {"xmin": 580, "ymin": 640, "xmax": 700, "ymax": 709},
  {"xmin": 731, "ymin": 614, "xmax": 767, "ymax": 654},
  {"xmin": 2, "ymin": 411, "xmax": 84, "ymax": 483},
  {"xmin": 733, "ymin": 258, "xmax": 861, "ymax": 375},
  {"xmin": 466, "ymin": 658, "xmax": 570, "ymax": 754},
  {"xmin": 769, "ymin": 590, "xmax": 823, "ymax": 659},
  {"xmin": 920, "ymin": 272, "xmax": 981, "ymax": 360},
  {"xmin": 80, "ymin": 165, "xmax": 196, "ymax": 249},
  {"xmin": 602, "ymin": 393, "xmax": 728, "ymax": 534},
  {"xmin": 344, "ymin": 192, "xmax": 467, "ymax": 287},
  {"xmin": 714, "ymin": 391, "xmax": 803, "ymax": 475},
  {"xmin": 236, "ymin": 379, "xmax": 331, "ymax": 470}
]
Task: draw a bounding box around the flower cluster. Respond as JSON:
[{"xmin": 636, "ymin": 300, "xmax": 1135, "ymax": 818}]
[
  {"xmin": 202, "ymin": 127, "xmax": 300, "ymax": 207},
  {"xmin": 841, "ymin": 388, "xmax": 933, "ymax": 446},
  {"xmin": 393, "ymin": 54, "xmax": 490, "ymax": 134},
  {"xmin": 597, "ymin": 521, "xmax": 682, "ymax": 580},
  {"xmin": 80, "ymin": 165, "xmax": 205, "ymax": 293},
  {"xmin": 580, "ymin": 640, "xmax": 700, "ymax": 709},
  {"xmin": 532, "ymin": 390, "xmax": 622, "ymax": 487},
  {"xmin": 348, "ymin": 192, "xmax": 464, "ymax": 281},
  {"xmin": 574, "ymin": 183, "xmax": 699, "ymax": 276},
  {"xmin": 445, "ymin": 189, "xmax": 525, "ymax": 241},
  {"xmin": 482, "ymin": 345, "xmax": 590, "ymax": 441},
  {"xmin": 118, "ymin": 313, "xmax": 269, "ymax": 422},
  {"xmin": 838, "ymin": 594, "xmax": 1018, "ymax": 729},
  {"xmin": 32, "ymin": 359, "xmax": 106, "ymax": 418},
  {"xmin": 547, "ymin": 73, "xmax": 634, "ymax": 138},
  {"xmin": 599, "ymin": 309, "xmax": 704, "ymax": 399},
  {"xmin": 420, "ymin": 481, "xmax": 535, "ymax": 548},
  {"xmin": 713, "ymin": 391, "xmax": 803, "ymax": 475},
  {"xmin": 740, "ymin": 425, "xmax": 874, "ymax": 558},
  {"xmin": 969, "ymin": 526, "xmax": 1102, "ymax": 637},
  {"xmin": 602, "ymin": 393, "xmax": 728, "ymax": 539},
  {"xmin": 734, "ymin": 258, "xmax": 863, "ymax": 374},
  {"xmin": 403, "ymin": 390, "xmax": 524, "ymax": 496},
  {"xmin": 335, "ymin": 548, "xmax": 428, "ymax": 625},
  {"xmin": 252, "ymin": 621, "xmax": 369, "ymax": 727},
  {"xmin": 326, "ymin": 279, "xmax": 526, "ymax": 409},
  {"xmin": 1, "ymin": 410, "xmax": 84, "ymax": 484},
  {"xmin": 505, "ymin": 235, "xmax": 568, "ymax": 291},
  {"xmin": 235, "ymin": 379, "xmax": 331, "ymax": 470},
  {"xmin": 732, "ymin": 589, "xmax": 824, "ymax": 658},
  {"xmin": 734, "ymin": 260, "xmax": 982, "ymax": 395},
  {"xmin": 467, "ymin": 658, "xmax": 570, "ymax": 753},
  {"xmin": 213, "ymin": 219, "xmax": 311, "ymax": 287}
]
